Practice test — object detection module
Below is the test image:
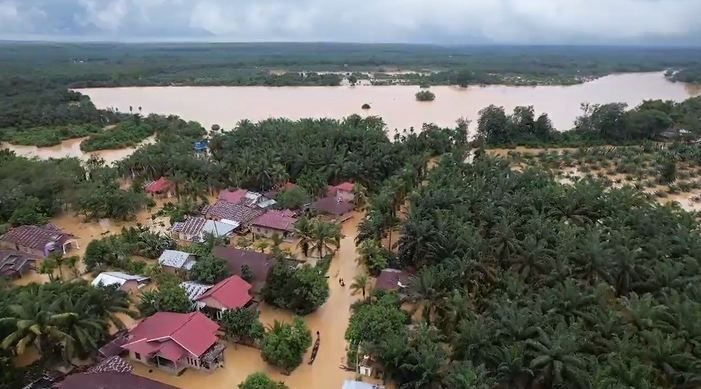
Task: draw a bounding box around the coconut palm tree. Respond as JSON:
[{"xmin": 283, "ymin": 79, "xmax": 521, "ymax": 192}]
[
  {"xmin": 310, "ymin": 220, "xmax": 342, "ymax": 258},
  {"xmin": 350, "ymin": 274, "xmax": 370, "ymax": 298},
  {"xmin": 57, "ymin": 296, "xmax": 108, "ymax": 360},
  {"xmin": 294, "ymin": 216, "xmax": 313, "ymax": 258},
  {"xmin": 489, "ymin": 344, "xmax": 533, "ymax": 389},
  {"xmin": 525, "ymin": 327, "xmax": 590, "ymax": 388}
]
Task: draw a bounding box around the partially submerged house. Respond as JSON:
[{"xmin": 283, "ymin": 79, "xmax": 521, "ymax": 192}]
[
  {"xmin": 251, "ymin": 209, "xmax": 297, "ymax": 240},
  {"xmin": 374, "ymin": 269, "xmax": 411, "ymax": 293},
  {"xmin": 122, "ymin": 311, "xmax": 225, "ymax": 374},
  {"xmin": 91, "ymin": 272, "xmax": 150, "ymax": 293},
  {"xmin": 218, "ymin": 189, "xmax": 276, "ymax": 209},
  {"xmin": 0, "ymin": 250, "xmax": 36, "ymax": 279},
  {"xmin": 204, "ymin": 201, "xmax": 265, "ymax": 227},
  {"xmin": 212, "ymin": 246, "xmax": 273, "ymax": 293},
  {"xmin": 59, "ymin": 356, "xmax": 178, "ymax": 389},
  {"xmin": 328, "ymin": 181, "xmax": 355, "ymax": 202},
  {"xmin": 171, "ymin": 216, "xmax": 237, "ymax": 243},
  {"xmin": 0, "ymin": 224, "xmax": 78, "ymax": 258},
  {"xmin": 311, "ymin": 196, "xmax": 354, "ymax": 222},
  {"xmin": 194, "ymin": 275, "xmax": 255, "ymax": 319},
  {"xmin": 180, "ymin": 281, "xmax": 213, "ymax": 308},
  {"xmin": 158, "ymin": 250, "xmax": 196, "ymax": 273},
  {"xmin": 144, "ymin": 177, "xmax": 175, "ymax": 198}
]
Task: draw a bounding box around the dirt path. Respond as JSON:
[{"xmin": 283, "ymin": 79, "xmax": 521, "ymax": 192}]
[{"xmin": 131, "ymin": 212, "xmax": 371, "ymax": 388}]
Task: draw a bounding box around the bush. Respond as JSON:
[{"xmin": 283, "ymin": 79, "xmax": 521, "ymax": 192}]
[
  {"xmin": 262, "ymin": 260, "xmax": 329, "ymax": 315},
  {"xmin": 275, "ymin": 187, "xmax": 310, "ymax": 210},
  {"xmin": 261, "ymin": 318, "xmax": 312, "ymax": 373},
  {"xmin": 415, "ymin": 90, "xmax": 436, "ymax": 102},
  {"xmin": 220, "ymin": 308, "xmax": 265, "ymax": 344},
  {"xmin": 190, "ymin": 255, "xmax": 230, "ymax": 284},
  {"xmin": 361, "ymin": 103, "xmax": 371, "ymax": 110},
  {"xmin": 238, "ymin": 373, "xmax": 289, "ymax": 389}
]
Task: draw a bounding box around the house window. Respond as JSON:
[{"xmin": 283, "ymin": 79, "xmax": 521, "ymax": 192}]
[{"xmin": 135, "ymin": 352, "xmax": 141, "ymax": 360}]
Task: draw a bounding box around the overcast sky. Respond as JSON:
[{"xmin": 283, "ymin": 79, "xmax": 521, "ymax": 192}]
[{"xmin": 1, "ymin": 0, "xmax": 700, "ymax": 45}]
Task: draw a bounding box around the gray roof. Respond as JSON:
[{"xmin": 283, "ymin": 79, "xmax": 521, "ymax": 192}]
[
  {"xmin": 180, "ymin": 281, "xmax": 213, "ymax": 301},
  {"xmin": 158, "ymin": 250, "xmax": 195, "ymax": 270},
  {"xmin": 171, "ymin": 217, "xmax": 237, "ymax": 242},
  {"xmin": 342, "ymin": 381, "xmax": 383, "ymax": 389}
]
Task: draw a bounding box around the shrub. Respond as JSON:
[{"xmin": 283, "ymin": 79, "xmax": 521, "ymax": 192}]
[{"xmin": 415, "ymin": 90, "xmax": 436, "ymax": 102}]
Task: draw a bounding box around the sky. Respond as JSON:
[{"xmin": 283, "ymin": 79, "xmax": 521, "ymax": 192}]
[{"xmin": 1, "ymin": 0, "xmax": 700, "ymax": 45}]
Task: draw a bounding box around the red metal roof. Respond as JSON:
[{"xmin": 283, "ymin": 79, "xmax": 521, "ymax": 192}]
[
  {"xmin": 196, "ymin": 275, "xmax": 253, "ymax": 310},
  {"xmin": 218, "ymin": 189, "xmax": 248, "ymax": 204},
  {"xmin": 122, "ymin": 312, "xmax": 219, "ymax": 360},
  {"xmin": 144, "ymin": 177, "xmax": 172, "ymax": 194},
  {"xmin": 251, "ymin": 210, "xmax": 297, "ymax": 232},
  {"xmin": 335, "ymin": 182, "xmax": 354, "ymax": 192}
]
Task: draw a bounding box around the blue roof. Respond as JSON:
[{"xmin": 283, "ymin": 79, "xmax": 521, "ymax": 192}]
[
  {"xmin": 194, "ymin": 140, "xmax": 209, "ymax": 151},
  {"xmin": 342, "ymin": 381, "xmax": 379, "ymax": 389}
]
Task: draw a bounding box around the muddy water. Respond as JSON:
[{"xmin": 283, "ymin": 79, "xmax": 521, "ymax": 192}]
[
  {"xmin": 78, "ymin": 72, "xmax": 699, "ymax": 132},
  {"xmin": 1, "ymin": 135, "xmax": 155, "ymax": 164},
  {"xmin": 132, "ymin": 213, "xmax": 372, "ymax": 389}
]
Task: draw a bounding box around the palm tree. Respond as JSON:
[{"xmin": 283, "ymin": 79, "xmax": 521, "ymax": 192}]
[
  {"xmin": 350, "ymin": 274, "xmax": 370, "ymax": 298},
  {"xmin": 311, "ymin": 220, "xmax": 342, "ymax": 258},
  {"xmin": 254, "ymin": 240, "xmax": 270, "ymax": 253},
  {"xmin": 39, "ymin": 258, "xmax": 58, "ymax": 281},
  {"xmin": 489, "ymin": 344, "xmax": 533, "ymax": 389},
  {"xmin": 525, "ymin": 327, "xmax": 590, "ymax": 388},
  {"xmin": 65, "ymin": 256, "xmax": 80, "ymax": 279},
  {"xmin": 0, "ymin": 292, "xmax": 75, "ymax": 357},
  {"xmin": 58, "ymin": 296, "xmax": 108, "ymax": 360},
  {"xmin": 294, "ymin": 216, "xmax": 313, "ymax": 257}
]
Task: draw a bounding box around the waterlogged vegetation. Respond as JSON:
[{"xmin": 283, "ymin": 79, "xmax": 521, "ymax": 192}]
[
  {"xmin": 415, "ymin": 89, "xmax": 436, "ymax": 101},
  {"xmin": 349, "ymin": 150, "xmax": 701, "ymax": 388}
]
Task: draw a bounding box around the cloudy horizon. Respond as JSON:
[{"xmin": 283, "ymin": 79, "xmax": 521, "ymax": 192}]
[{"xmin": 1, "ymin": 0, "xmax": 700, "ymax": 46}]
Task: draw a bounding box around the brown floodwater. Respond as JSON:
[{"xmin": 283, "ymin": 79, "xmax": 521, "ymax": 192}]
[
  {"xmin": 78, "ymin": 72, "xmax": 699, "ymax": 133},
  {"xmin": 1, "ymin": 135, "xmax": 155, "ymax": 164},
  {"xmin": 132, "ymin": 212, "xmax": 379, "ymax": 389}
]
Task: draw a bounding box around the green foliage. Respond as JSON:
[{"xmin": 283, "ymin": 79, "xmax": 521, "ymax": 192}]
[
  {"xmin": 261, "ymin": 318, "xmax": 312, "ymax": 373},
  {"xmin": 189, "ymin": 255, "xmax": 230, "ymax": 284},
  {"xmin": 1, "ymin": 124, "xmax": 103, "ymax": 147},
  {"xmin": 238, "ymin": 373, "xmax": 289, "ymax": 389},
  {"xmin": 262, "ymin": 260, "xmax": 330, "ymax": 315},
  {"xmin": 477, "ymin": 105, "xmax": 556, "ymax": 145},
  {"xmin": 659, "ymin": 158, "xmax": 677, "ymax": 184},
  {"xmin": 220, "ymin": 308, "xmax": 265, "ymax": 344},
  {"xmin": 80, "ymin": 118, "xmax": 154, "ymax": 151},
  {"xmin": 345, "ymin": 293, "xmax": 408, "ymax": 350},
  {"xmin": 8, "ymin": 197, "xmax": 48, "ymax": 226},
  {"xmin": 274, "ymin": 187, "xmax": 310, "ymax": 210},
  {"xmin": 138, "ymin": 283, "xmax": 192, "ymax": 317},
  {"xmin": 83, "ymin": 226, "xmax": 174, "ymax": 271},
  {"xmin": 415, "ymin": 90, "xmax": 436, "ymax": 101},
  {"xmin": 240, "ymin": 264, "xmax": 255, "ymax": 283}
]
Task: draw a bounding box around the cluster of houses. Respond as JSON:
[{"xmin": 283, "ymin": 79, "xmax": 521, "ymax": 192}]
[{"xmin": 0, "ymin": 224, "xmax": 79, "ymax": 279}]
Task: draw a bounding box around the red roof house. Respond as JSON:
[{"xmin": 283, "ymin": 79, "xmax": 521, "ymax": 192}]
[
  {"xmin": 218, "ymin": 189, "xmax": 249, "ymax": 204},
  {"xmin": 144, "ymin": 177, "xmax": 174, "ymax": 197},
  {"xmin": 121, "ymin": 312, "xmax": 225, "ymax": 374},
  {"xmin": 375, "ymin": 268, "xmax": 412, "ymax": 292},
  {"xmin": 195, "ymin": 275, "xmax": 254, "ymax": 318},
  {"xmin": 251, "ymin": 209, "xmax": 297, "ymax": 239}
]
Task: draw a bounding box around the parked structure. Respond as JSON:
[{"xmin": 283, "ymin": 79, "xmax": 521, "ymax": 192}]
[
  {"xmin": 251, "ymin": 209, "xmax": 297, "ymax": 240},
  {"xmin": 0, "ymin": 224, "xmax": 77, "ymax": 258},
  {"xmin": 122, "ymin": 312, "xmax": 225, "ymax": 374},
  {"xmin": 0, "ymin": 250, "xmax": 35, "ymax": 279},
  {"xmin": 158, "ymin": 250, "xmax": 196, "ymax": 273},
  {"xmin": 91, "ymin": 272, "xmax": 150, "ymax": 293},
  {"xmin": 171, "ymin": 216, "xmax": 237, "ymax": 243},
  {"xmin": 194, "ymin": 275, "xmax": 255, "ymax": 319},
  {"xmin": 212, "ymin": 246, "xmax": 273, "ymax": 293},
  {"xmin": 144, "ymin": 177, "xmax": 175, "ymax": 198}
]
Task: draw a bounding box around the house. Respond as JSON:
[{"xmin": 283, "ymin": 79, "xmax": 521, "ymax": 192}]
[
  {"xmin": 218, "ymin": 189, "xmax": 249, "ymax": 204},
  {"xmin": 121, "ymin": 311, "xmax": 225, "ymax": 374},
  {"xmin": 356, "ymin": 354, "xmax": 385, "ymax": 379},
  {"xmin": 204, "ymin": 201, "xmax": 266, "ymax": 227},
  {"xmin": 212, "ymin": 246, "xmax": 273, "ymax": 293},
  {"xmin": 311, "ymin": 197, "xmax": 354, "ymax": 222},
  {"xmin": 328, "ymin": 181, "xmax": 355, "ymax": 202},
  {"xmin": 251, "ymin": 209, "xmax": 297, "ymax": 240},
  {"xmin": 171, "ymin": 216, "xmax": 237, "ymax": 243},
  {"xmin": 180, "ymin": 281, "xmax": 213, "ymax": 308},
  {"xmin": 0, "ymin": 224, "xmax": 78, "ymax": 258},
  {"xmin": 0, "ymin": 250, "xmax": 36, "ymax": 279},
  {"xmin": 342, "ymin": 380, "xmax": 385, "ymax": 389},
  {"xmin": 374, "ymin": 269, "xmax": 411, "ymax": 293},
  {"xmin": 58, "ymin": 356, "xmax": 178, "ymax": 389},
  {"xmin": 91, "ymin": 272, "xmax": 150, "ymax": 293},
  {"xmin": 194, "ymin": 275, "xmax": 255, "ymax": 319},
  {"xmin": 158, "ymin": 250, "xmax": 196, "ymax": 273},
  {"xmin": 144, "ymin": 177, "xmax": 174, "ymax": 198}
]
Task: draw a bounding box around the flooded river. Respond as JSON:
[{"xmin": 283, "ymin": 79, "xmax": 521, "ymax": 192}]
[
  {"xmin": 79, "ymin": 72, "xmax": 700, "ymax": 132},
  {"xmin": 1, "ymin": 135, "xmax": 155, "ymax": 164}
]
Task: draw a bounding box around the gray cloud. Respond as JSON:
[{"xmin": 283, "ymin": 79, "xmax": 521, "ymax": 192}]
[{"xmin": 1, "ymin": 0, "xmax": 700, "ymax": 44}]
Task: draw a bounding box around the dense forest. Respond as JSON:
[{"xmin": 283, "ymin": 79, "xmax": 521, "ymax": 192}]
[
  {"xmin": 2, "ymin": 43, "xmax": 701, "ymax": 88},
  {"xmin": 348, "ymin": 150, "xmax": 701, "ymax": 388}
]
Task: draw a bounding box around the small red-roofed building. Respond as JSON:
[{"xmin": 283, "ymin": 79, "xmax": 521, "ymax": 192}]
[
  {"xmin": 327, "ymin": 181, "xmax": 355, "ymax": 202},
  {"xmin": 144, "ymin": 177, "xmax": 174, "ymax": 198},
  {"xmin": 194, "ymin": 275, "xmax": 255, "ymax": 319},
  {"xmin": 121, "ymin": 312, "xmax": 225, "ymax": 374}
]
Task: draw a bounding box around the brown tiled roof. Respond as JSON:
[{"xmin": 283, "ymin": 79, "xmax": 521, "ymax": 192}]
[
  {"xmin": 311, "ymin": 197, "xmax": 354, "ymax": 216},
  {"xmin": 144, "ymin": 177, "xmax": 172, "ymax": 194},
  {"xmin": 171, "ymin": 216, "xmax": 207, "ymax": 236},
  {"xmin": 0, "ymin": 225, "xmax": 74, "ymax": 254},
  {"xmin": 251, "ymin": 210, "xmax": 297, "ymax": 232},
  {"xmin": 375, "ymin": 269, "xmax": 412, "ymax": 292},
  {"xmin": 205, "ymin": 201, "xmax": 265, "ymax": 224},
  {"xmin": 0, "ymin": 250, "xmax": 35, "ymax": 277},
  {"xmin": 87, "ymin": 356, "xmax": 132, "ymax": 374},
  {"xmin": 98, "ymin": 332, "xmax": 129, "ymax": 358},
  {"xmin": 212, "ymin": 246, "xmax": 273, "ymax": 290},
  {"xmin": 58, "ymin": 372, "xmax": 178, "ymax": 389}
]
